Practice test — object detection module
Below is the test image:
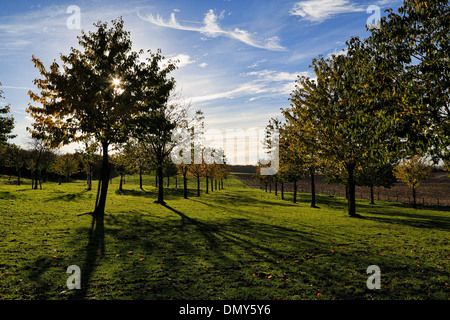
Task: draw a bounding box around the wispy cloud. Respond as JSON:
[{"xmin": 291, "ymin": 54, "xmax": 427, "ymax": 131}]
[
  {"xmin": 138, "ymin": 9, "xmax": 286, "ymax": 51},
  {"xmin": 290, "ymin": 0, "xmax": 365, "ymax": 23},
  {"xmin": 186, "ymin": 69, "xmax": 310, "ymax": 105}
]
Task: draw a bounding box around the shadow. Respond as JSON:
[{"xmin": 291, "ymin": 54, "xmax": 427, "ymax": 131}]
[
  {"xmin": 45, "ymin": 190, "xmax": 91, "ymax": 202},
  {"xmin": 0, "ymin": 191, "xmax": 17, "ymax": 200},
  {"xmin": 74, "ymin": 214, "xmax": 105, "ymax": 299},
  {"xmin": 360, "ymin": 209, "xmax": 450, "ymax": 231}
]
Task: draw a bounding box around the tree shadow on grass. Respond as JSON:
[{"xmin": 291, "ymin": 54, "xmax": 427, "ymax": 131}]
[
  {"xmin": 61, "ymin": 203, "xmax": 335, "ymax": 299},
  {"xmin": 44, "ymin": 190, "xmax": 91, "ymax": 202},
  {"xmin": 73, "ymin": 214, "xmax": 105, "ymax": 299},
  {"xmin": 314, "ymin": 194, "xmax": 450, "ymax": 231}
]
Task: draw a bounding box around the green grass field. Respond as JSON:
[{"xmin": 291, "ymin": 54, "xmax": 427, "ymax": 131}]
[{"xmin": 0, "ymin": 174, "xmax": 448, "ymax": 300}]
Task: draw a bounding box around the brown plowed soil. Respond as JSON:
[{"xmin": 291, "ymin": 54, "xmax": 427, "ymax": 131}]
[{"xmin": 233, "ymin": 171, "xmax": 450, "ymax": 207}]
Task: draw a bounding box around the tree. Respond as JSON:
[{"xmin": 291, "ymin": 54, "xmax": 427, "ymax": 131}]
[
  {"xmin": 27, "ymin": 139, "xmax": 55, "ymax": 189},
  {"xmin": 0, "ymin": 83, "xmax": 16, "ymax": 147},
  {"xmin": 111, "ymin": 149, "xmax": 134, "ymax": 192},
  {"xmin": 163, "ymin": 160, "xmax": 178, "ymax": 188},
  {"xmin": 290, "ymin": 37, "xmax": 401, "ymax": 216},
  {"xmin": 133, "ymin": 82, "xmax": 191, "ymax": 205},
  {"xmin": 171, "ymin": 109, "xmax": 206, "ymax": 198},
  {"xmin": 368, "ymin": 0, "xmax": 449, "ymax": 161},
  {"xmin": 27, "ymin": 18, "xmax": 172, "ymax": 216},
  {"xmin": 52, "ymin": 153, "xmax": 81, "ymax": 183},
  {"xmin": 394, "ymin": 155, "xmax": 432, "ymax": 208},
  {"xmin": 355, "ymin": 163, "xmax": 397, "ymax": 204},
  {"xmin": 76, "ymin": 140, "xmax": 100, "ymax": 191},
  {"xmin": 3, "ymin": 144, "xmax": 28, "ymax": 185}
]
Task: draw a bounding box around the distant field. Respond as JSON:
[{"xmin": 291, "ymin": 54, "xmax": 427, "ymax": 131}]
[
  {"xmin": 234, "ymin": 171, "xmax": 450, "ymax": 208},
  {"xmin": 0, "ymin": 174, "xmax": 448, "ymax": 300}
]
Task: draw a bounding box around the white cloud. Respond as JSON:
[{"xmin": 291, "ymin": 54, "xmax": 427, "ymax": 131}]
[
  {"xmin": 198, "ymin": 62, "xmax": 208, "ymax": 68},
  {"xmin": 290, "ymin": 0, "xmax": 365, "ymax": 22},
  {"xmin": 167, "ymin": 53, "xmax": 194, "ymax": 68},
  {"xmin": 138, "ymin": 9, "xmax": 286, "ymax": 51},
  {"xmin": 186, "ymin": 69, "xmax": 310, "ymax": 105}
]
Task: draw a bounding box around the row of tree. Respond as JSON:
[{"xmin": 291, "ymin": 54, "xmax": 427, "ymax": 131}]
[
  {"xmin": 0, "ymin": 138, "xmax": 231, "ymax": 198},
  {"xmin": 258, "ymin": 0, "xmax": 449, "ymax": 216},
  {"xmin": 112, "ymin": 141, "xmax": 231, "ymax": 198},
  {"xmin": 0, "ymin": 18, "xmax": 232, "ymax": 216}
]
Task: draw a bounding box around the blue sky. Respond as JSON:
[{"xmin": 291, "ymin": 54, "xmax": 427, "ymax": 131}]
[{"xmin": 0, "ymin": 0, "xmax": 402, "ymax": 164}]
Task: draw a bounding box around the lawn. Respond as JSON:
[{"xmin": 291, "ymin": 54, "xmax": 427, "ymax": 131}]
[{"xmin": 0, "ymin": 174, "xmax": 448, "ymax": 300}]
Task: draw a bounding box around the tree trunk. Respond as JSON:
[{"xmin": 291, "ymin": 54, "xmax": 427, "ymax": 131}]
[
  {"xmin": 167, "ymin": 175, "xmax": 170, "ymax": 188},
  {"xmin": 370, "ymin": 185, "xmax": 375, "ymax": 204},
  {"xmin": 119, "ymin": 174, "xmax": 123, "ymax": 191},
  {"xmin": 183, "ymin": 173, "xmax": 188, "ymax": 199},
  {"xmin": 139, "ymin": 167, "xmax": 143, "ymax": 190},
  {"xmin": 93, "ymin": 142, "xmax": 110, "ymax": 217},
  {"xmin": 275, "ymin": 180, "xmax": 278, "ymax": 196},
  {"xmin": 346, "ymin": 162, "xmax": 357, "ymax": 217},
  {"xmin": 206, "ymin": 177, "xmax": 209, "ymax": 194},
  {"xmin": 310, "ymin": 167, "xmax": 316, "ymax": 208},
  {"xmin": 281, "ymin": 181, "xmax": 284, "ymax": 200},
  {"xmin": 156, "ymin": 165, "xmax": 164, "ymax": 204},
  {"xmin": 412, "ymin": 185, "xmax": 417, "ymax": 209},
  {"xmin": 86, "ymin": 171, "xmax": 92, "ymax": 190},
  {"xmin": 197, "ymin": 176, "xmax": 200, "ymax": 196},
  {"xmin": 293, "ymin": 180, "xmax": 297, "ymax": 203},
  {"xmin": 34, "ymin": 170, "xmax": 39, "ymax": 189}
]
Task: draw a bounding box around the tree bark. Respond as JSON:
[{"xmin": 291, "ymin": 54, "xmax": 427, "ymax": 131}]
[
  {"xmin": 293, "ymin": 180, "xmax": 297, "ymax": 203},
  {"xmin": 183, "ymin": 173, "xmax": 188, "ymax": 199},
  {"xmin": 412, "ymin": 185, "xmax": 417, "ymax": 209},
  {"xmin": 281, "ymin": 181, "xmax": 284, "ymax": 200},
  {"xmin": 310, "ymin": 166, "xmax": 316, "ymax": 208},
  {"xmin": 370, "ymin": 185, "xmax": 375, "ymax": 204},
  {"xmin": 206, "ymin": 177, "xmax": 209, "ymax": 194},
  {"xmin": 346, "ymin": 162, "xmax": 357, "ymax": 217},
  {"xmin": 93, "ymin": 142, "xmax": 110, "ymax": 217},
  {"xmin": 119, "ymin": 174, "xmax": 123, "ymax": 191},
  {"xmin": 197, "ymin": 176, "xmax": 200, "ymax": 196},
  {"xmin": 139, "ymin": 167, "xmax": 143, "ymax": 190},
  {"xmin": 156, "ymin": 165, "xmax": 164, "ymax": 204}
]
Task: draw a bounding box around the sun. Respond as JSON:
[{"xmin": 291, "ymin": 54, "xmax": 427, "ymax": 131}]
[{"xmin": 112, "ymin": 78, "xmax": 121, "ymax": 86}]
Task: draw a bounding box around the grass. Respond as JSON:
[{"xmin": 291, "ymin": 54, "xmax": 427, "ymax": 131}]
[{"xmin": 0, "ymin": 174, "xmax": 448, "ymax": 300}]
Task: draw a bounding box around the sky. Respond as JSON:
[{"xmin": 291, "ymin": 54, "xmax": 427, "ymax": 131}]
[{"xmin": 0, "ymin": 0, "xmax": 402, "ymax": 164}]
